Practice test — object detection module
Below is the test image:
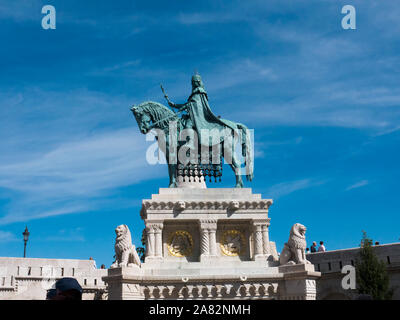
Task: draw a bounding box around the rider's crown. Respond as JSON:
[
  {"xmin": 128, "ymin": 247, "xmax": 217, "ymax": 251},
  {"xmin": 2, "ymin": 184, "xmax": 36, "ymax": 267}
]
[{"xmin": 192, "ymin": 72, "xmax": 202, "ymax": 82}]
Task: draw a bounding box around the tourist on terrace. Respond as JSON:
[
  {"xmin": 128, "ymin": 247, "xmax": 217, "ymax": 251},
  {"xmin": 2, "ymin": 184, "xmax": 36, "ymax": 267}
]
[
  {"xmin": 318, "ymin": 241, "xmax": 326, "ymax": 252},
  {"xmin": 310, "ymin": 241, "xmax": 317, "ymax": 253}
]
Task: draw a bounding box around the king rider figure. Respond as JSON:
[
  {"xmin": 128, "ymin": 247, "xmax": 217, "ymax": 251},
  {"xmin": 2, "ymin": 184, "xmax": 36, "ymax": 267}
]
[
  {"xmin": 130, "ymin": 72, "xmax": 253, "ymax": 187},
  {"xmin": 167, "ymin": 73, "xmax": 237, "ymax": 147}
]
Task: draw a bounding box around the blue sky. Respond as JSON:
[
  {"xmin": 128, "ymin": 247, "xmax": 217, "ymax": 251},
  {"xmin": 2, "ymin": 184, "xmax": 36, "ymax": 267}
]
[{"xmin": 0, "ymin": 0, "xmax": 399, "ymax": 267}]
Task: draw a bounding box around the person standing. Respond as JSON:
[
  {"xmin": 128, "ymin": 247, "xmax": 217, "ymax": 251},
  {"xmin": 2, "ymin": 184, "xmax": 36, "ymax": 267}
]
[
  {"xmin": 318, "ymin": 241, "xmax": 326, "ymax": 252},
  {"xmin": 310, "ymin": 241, "xmax": 317, "ymax": 253}
]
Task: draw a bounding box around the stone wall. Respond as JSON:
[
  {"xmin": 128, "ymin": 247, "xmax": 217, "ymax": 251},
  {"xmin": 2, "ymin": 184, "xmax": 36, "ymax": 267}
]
[
  {"xmin": 306, "ymin": 243, "xmax": 400, "ymax": 300},
  {"xmin": 3, "ymin": 242, "xmax": 398, "ymax": 300},
  {"xmin": 0, "ymin": 257, "xmax": 108, "ymax": 300}
]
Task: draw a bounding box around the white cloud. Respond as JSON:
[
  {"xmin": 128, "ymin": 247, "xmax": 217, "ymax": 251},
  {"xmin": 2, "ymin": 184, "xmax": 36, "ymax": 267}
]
[
  {"xmin": 0, "ymin": 128, "xmax": 150, "ymax": 194},
  {"xmin": 89, "ymin": 59, "xmax": 142, "ymax": 75},
  {"xmin": 206, "ymin": 58, "xmax": 278, "ymax": 93},
  {"xmin": 0, "ymin": 86, "xmax": 168, "ymax": 225},
  {"xmin": 373, "ymin": 126, "xmax": 400, "ymax": 137},
  {"xmin": 0, "ymin": 230, "xmax": 18, "ymax": 242},
  {"xmin": 0, "ymin": 0, "xmax": 40, "ymax": 22},
  {"xmin": 0, "ymin": 128, "xmax": 164, "ymax": 225},
  {"xmin": 232, "ymin": 86, "xmax": 397, "ymax": 129},
  {"xmin": 44, "ymin": 228, "xmax": 85, "ymax": 242},
  {"xmin": 216, "ymin": 3, "xmax": 400, "ymax": 131},
  {"xmin": 345, "ymin": 180, "xmax": 369, "ymax": 191},
  {"xmin": 266, "ymin": 178, "xmax": 325, "ymax": 199},
  {"xmin": 177, "ymin": 11, "xmax": 249, "ymax": 25},
  {"xmin": 253, "ymin": 136, "xmax": 303, "ymax": 159}
]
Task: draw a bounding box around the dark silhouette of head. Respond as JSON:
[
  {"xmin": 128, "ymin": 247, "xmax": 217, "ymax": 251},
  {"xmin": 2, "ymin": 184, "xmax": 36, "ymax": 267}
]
[{"xmin": 50, "ymin": 277, "xmax": 83, "ymax": 300}]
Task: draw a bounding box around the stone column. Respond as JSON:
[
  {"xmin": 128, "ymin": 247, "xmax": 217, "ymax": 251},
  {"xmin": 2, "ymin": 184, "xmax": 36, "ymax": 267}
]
[
  {"xmin": 154, "ymin": 223, "xmax": 164, "ymax": 258},
  {"xmin": 199, "ymin": 219, "xmax": 217, "ymax": 261},
  {"xmin": 145, "ymin": 222, "xmax": 163, "ymax": 262},
  {"xmin": 253, "ymin": 224, "xmax": 263, "ymax": 259},
  {"xmin": 209, "ymin": 224, "xmax": 217, "ymax": 256},
  {"xmin": 252, "ymin": 219, "xmax": 272, "ymax": 261},
  {"xmin": 145, "ymin": 225, "xmax": 155, "ymax": 258},
  {"xmin": 252, "ymin": 220, "xmax": 268, "ymax": 261},
  {"xmin": 262, "ymin": 222, "xmax": 271, "ymax": 257},
  {"xmin": 200, "ymin": 229, "xmax": 210, "ymax": 257}
]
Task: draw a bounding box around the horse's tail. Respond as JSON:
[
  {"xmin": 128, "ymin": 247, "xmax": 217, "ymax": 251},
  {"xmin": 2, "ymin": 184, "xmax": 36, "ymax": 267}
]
[{"xmin": 237, "ymin": 123, "xmax": 254, "ymax": 182}]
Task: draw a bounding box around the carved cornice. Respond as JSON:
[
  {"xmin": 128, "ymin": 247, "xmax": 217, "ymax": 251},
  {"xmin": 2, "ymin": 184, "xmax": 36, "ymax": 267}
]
[{"xmin": 142, "ymin": 200, "xmax": 273, "ymax": 212}]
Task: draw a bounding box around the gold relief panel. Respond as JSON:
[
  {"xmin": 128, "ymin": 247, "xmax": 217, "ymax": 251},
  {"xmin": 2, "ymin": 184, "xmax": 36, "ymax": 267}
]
[
  {"xmin": 167, "ymin": 230, "xmax": 194, "ymax": 257},
  {"xmin": 220, "ymin": 230, "xmax": 245, "ymax": 256}
]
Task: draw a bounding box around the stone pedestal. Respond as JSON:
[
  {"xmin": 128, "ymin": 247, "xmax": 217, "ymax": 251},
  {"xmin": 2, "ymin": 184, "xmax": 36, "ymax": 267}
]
[
  {"xmin": 105, "ymin": 266, "xmax": 144, "ymax": 300},
  {"xmin": 103, "ymin": 187, "xmax": 321, "ymax": 300},
  {"xmin": 140, "ymin": 188, "xmax": 275, "ymax": 263},
  {"xmin": 278, "ymin": 264, "xmax": 320, "ymax": 300}
]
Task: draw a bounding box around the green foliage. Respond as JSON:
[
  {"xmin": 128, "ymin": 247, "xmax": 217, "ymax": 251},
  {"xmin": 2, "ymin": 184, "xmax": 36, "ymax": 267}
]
[
  {"xmin": 135, "ymin": 228, "xmax": 147, "ymax": 263},
  {"xmin": 136, "ymin": 247, "xmax": 145, "ymax": 263},
  {"xmin": 355, "ymin": 231, "xmax": 393, "ymax": 300}
]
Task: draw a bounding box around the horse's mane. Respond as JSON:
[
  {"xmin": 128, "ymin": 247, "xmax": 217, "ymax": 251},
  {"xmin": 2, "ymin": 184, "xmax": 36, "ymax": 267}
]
[{"xmin": 137, "ymin": 101, "xmax": 178, "ymax": 128}]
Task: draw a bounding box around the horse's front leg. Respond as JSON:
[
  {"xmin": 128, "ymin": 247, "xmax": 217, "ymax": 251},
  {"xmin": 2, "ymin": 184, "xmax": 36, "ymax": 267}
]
[
  {"xmin": 168, "ymin": 163, "xmax": 177, "ymax": 188},
  {"xmin": 229, "ymin": 152, "xmax": 244, "ymax": 188},
  {"xmin": 166, "ymin": 138, "xmax": 177, "ymax": 188}
]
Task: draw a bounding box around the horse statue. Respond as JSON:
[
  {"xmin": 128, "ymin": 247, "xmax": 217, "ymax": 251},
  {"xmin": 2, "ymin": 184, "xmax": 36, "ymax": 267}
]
[{"xmin": 131, "ymin": 101, "xmax": 253, "ymax": 188}]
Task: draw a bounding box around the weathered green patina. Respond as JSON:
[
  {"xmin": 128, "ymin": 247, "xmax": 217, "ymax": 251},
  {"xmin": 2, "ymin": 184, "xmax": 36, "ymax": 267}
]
[
  {"xmin": 131, "ymin": 74, "xmax": 253, "ymax": 188},
  {"xmin": 168, "ymin": 74, "xmax": 237, "ymax": 146}
]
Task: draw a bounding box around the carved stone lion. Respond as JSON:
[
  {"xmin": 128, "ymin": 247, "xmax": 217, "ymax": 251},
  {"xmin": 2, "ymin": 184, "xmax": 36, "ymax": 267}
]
[
  {"xmin": 110, "ymin": 224, "xmax": 141, "ymax": 268},
  {"xmin": 279, "ymin": 223, "xmax": 311, "ymax": 265},
  {"xmin": 175, "ymin": 201, "xmax": 186, "ymax": 211},
  {"xmin": 229, "ymin": 200, "xmax": 240, "ymax": 211}
]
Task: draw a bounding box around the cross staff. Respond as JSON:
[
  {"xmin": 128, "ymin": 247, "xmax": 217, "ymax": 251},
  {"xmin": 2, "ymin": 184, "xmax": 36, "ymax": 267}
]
[{"xmin": 160, "ymin": 84, "xmax": 174, "ymax": 110}]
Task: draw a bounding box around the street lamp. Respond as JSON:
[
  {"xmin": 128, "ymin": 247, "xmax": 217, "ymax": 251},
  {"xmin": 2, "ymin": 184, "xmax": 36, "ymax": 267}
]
[{"xmin": 23, "ymin": 226, "xmax": 30, "ymax": 258}]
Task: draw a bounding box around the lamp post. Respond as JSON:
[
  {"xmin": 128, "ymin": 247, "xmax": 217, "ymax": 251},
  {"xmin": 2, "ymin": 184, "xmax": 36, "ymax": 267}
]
[{"xmin": 23, "ymin": 226, "xmax": 30, "ymax": 258}]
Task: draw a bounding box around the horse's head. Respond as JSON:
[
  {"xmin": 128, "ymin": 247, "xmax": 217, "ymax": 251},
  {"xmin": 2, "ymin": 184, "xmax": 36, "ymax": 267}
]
[
  {"xmin": 131, "ymin": 101, "xmax": 177, "ymax": 134},
  {"xmin": 131, "ymin": 104, "xmax": 152, "ymax": 134}
]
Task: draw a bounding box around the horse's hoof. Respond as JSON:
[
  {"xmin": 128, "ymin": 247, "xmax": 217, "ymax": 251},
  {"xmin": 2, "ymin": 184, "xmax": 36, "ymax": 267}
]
[{"xmin": 235, "ymin": 183, "xmax": 244, "ymax": 188}]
